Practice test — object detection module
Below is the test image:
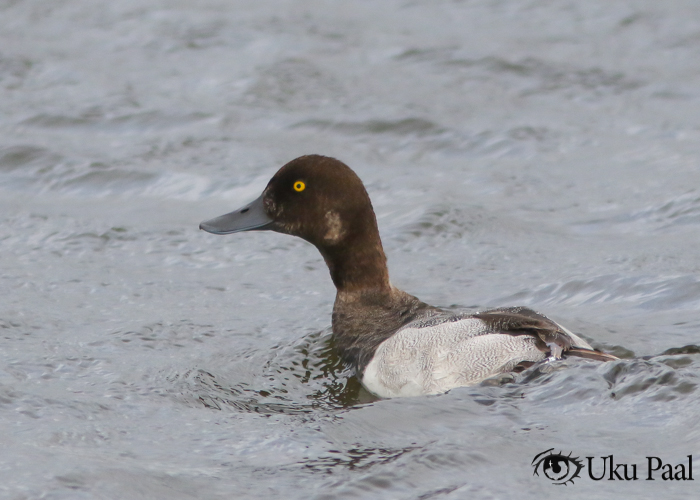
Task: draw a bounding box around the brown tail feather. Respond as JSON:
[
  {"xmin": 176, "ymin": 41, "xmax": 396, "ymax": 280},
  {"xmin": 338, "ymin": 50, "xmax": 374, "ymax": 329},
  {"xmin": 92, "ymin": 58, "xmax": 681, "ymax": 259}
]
[{"xmin": 565, "ymin": 347, "xmax": 619, "ymax": 362}]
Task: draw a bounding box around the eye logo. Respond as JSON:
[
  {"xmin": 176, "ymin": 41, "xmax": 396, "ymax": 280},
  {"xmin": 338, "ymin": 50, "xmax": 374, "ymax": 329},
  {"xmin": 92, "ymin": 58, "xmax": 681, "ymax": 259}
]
[{"xmin": 532, "ymin": 449, "xmax": 584, "ymax": 485}]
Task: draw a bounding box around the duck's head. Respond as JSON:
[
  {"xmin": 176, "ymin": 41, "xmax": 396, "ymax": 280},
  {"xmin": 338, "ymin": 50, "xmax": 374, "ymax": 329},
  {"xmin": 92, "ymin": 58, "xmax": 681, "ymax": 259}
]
[
  {"xmin": 200, "ymin": 155, "xmax": 389, "ymax": 291},
  {"xmin": 200, "ymin": 155, "xmax": 376, "ymax": 245}
]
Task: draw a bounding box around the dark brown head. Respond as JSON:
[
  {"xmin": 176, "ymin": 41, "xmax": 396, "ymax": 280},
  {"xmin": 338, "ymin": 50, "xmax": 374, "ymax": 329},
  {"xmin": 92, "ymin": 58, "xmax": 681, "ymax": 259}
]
[{"xmin": 200, "ymin": 155, "xmax": 390, "ymax": 291}]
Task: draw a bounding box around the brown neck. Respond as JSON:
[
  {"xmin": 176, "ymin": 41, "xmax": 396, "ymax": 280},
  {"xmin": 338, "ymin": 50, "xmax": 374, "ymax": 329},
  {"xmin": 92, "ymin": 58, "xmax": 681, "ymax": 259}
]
[{"xmin": 318, "ymin": 228, "xmax": 391, "ymax": 294}]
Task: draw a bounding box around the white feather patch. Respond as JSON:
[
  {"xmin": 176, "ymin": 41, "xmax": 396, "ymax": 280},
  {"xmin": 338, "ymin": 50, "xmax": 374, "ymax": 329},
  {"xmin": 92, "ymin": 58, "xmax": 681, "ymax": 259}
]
[{"xmin": 362, "ymin": 318, "xmax": 547, "ymax": 398}]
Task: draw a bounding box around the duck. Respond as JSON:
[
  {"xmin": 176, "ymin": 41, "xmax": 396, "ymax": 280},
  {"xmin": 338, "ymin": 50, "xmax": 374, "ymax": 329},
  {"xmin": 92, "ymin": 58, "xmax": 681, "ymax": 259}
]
[{"xmin": 200, "ymin": 155, "xmax": 617, "ymax": 398}]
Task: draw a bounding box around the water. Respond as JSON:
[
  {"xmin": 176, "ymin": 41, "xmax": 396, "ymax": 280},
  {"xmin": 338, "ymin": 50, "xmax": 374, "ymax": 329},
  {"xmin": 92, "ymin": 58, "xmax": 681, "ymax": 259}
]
[{"xmin": 1, "ymin": 1, "xmax": 699, "ymax": 498}]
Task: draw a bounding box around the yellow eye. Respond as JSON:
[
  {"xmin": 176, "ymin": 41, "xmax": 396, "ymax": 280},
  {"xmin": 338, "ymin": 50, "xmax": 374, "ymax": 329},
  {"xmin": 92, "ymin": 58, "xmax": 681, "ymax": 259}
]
[{"xmin": 293, "ymin": 181, "xmax": 306, "ymax": 192}]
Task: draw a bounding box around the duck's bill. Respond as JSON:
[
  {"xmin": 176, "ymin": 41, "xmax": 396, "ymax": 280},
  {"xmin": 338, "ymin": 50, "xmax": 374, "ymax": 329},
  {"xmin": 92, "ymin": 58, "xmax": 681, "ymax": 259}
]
[{"xmin": 199, "ymin": 193, "xmax": 273, "ymax": 235}]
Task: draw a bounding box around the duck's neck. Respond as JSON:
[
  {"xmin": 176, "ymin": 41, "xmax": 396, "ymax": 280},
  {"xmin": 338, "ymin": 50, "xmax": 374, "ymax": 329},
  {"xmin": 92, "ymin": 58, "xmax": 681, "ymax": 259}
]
[{"xmin": 318, "ymin": 227, "xmax": 391, "ymax": 295}]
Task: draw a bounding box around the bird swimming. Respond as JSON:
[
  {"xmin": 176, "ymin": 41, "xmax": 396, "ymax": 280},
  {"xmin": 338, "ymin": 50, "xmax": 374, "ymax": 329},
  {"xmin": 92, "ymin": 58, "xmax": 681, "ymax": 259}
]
[{"xmin": 200, "ymin": 155, "xmax": 617, "ymax": 398}]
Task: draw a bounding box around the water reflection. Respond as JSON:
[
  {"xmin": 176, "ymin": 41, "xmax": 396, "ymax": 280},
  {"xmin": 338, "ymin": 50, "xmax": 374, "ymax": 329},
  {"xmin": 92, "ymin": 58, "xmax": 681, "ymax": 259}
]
[{"xmin": 168, "ymin": 330, "xmax": 379, "ymax": 416}]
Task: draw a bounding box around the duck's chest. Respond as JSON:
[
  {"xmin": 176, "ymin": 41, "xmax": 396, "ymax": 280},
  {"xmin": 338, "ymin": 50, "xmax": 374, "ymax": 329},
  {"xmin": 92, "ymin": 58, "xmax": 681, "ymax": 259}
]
[{"xmin": 331, "ymin": 289, "xmax": 440, "ymax": 374}]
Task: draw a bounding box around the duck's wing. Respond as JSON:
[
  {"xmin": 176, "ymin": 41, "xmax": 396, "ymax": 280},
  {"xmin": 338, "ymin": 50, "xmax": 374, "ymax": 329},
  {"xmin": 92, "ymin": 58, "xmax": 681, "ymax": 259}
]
[
  {"xmin": 361, "ymin": 308, "xmax": 617, "ymax": 397},
  {"xmin": 472, "ymin": 306, "xmax": 618, "ymax": 362}
]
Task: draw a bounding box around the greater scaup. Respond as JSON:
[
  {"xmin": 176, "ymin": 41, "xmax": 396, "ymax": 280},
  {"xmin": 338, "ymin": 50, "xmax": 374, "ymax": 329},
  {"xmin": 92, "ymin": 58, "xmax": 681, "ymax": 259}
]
[{"xmin": 200, "ymin": 155, "xmax": 617, "ymax": 398}]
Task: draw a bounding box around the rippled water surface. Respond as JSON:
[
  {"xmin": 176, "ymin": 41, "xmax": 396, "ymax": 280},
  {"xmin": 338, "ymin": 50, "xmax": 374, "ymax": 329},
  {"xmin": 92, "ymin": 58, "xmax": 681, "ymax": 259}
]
[{"xmin": 1, "ymin": 1, "xmax": 699, "ymax": 498}]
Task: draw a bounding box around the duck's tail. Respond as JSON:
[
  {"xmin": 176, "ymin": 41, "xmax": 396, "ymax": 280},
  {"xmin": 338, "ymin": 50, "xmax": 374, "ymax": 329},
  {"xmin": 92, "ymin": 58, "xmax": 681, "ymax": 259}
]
[{"xmin": 565, "ymin": 347, "xmax": 619, "ymax": 362}]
